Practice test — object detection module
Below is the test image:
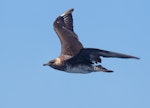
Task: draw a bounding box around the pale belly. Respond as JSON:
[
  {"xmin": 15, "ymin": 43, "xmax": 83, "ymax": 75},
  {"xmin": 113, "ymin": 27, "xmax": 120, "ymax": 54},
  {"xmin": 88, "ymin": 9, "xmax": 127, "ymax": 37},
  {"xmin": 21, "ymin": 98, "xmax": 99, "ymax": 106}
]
[{"xmin": 66, "ymin": 65, "xmax": 94, "ymax": 74}]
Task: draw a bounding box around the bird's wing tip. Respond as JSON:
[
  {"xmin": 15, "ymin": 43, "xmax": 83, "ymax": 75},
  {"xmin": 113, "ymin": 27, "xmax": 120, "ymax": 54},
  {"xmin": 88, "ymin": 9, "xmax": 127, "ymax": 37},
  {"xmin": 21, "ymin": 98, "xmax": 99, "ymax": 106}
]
[
  {"xmin": 60, "ymin": 8, "xmax": 74, "ymax": 17},
  {"xmin": 135, "ymin": 57, "xmax": 140, "ymax": 59}
]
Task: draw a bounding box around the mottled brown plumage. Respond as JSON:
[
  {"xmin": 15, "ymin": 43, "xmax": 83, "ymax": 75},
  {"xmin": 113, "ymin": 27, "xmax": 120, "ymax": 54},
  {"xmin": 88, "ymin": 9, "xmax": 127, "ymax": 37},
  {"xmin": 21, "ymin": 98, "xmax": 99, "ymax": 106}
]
[{"xmin": 43, "ymin": 8, "xmax": 139, "ymax": 73}]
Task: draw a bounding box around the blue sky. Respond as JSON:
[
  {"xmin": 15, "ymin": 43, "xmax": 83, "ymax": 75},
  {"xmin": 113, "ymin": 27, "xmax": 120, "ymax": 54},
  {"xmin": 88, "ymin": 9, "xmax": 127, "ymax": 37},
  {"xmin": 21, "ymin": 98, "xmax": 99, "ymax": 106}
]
[{"xmin": 1, "ymin": 0, "xmax": 150, "ymax": 108}]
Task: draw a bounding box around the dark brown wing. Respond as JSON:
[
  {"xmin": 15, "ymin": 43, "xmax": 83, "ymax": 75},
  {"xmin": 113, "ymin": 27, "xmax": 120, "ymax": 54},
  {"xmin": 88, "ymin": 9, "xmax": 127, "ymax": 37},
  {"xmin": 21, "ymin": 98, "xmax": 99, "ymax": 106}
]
[
  {"xmin": 66, "ymin": 48, "xmax": 139, "ymax": 65},
  {"xmin": 82, "ymin": 48, "xmax": 140, "ymax": 59},
  {"xmin": 53, "ymin": 8, "xmax": 83, "ymax": 57}
]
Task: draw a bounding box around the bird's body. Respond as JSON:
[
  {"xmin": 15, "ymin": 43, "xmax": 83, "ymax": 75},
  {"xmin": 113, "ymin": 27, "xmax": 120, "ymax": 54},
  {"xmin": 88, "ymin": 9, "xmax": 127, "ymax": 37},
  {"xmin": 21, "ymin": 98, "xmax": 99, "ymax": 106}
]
[{"xmin": 43, "ymin": 8, "xmax": 139, "ymax": 73}]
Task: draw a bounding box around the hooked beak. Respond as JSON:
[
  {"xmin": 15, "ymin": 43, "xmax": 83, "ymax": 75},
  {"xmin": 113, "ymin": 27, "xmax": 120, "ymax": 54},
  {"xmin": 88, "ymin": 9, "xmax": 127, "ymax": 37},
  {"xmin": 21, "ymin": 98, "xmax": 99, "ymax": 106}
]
[
  {"xmin": 43, "ymin": 61, "xmax": 53, "ymax": 66},
  {"xmin": 43, "ymin": 63, "xmax": 48, "ymax": 66},
  {"xmin": 43, "ymin": 62, "xmax": 50, "ymax": 66},
  {"xmin": 43, "ymin": 60, "xmax": 55, "ymax": 66}
]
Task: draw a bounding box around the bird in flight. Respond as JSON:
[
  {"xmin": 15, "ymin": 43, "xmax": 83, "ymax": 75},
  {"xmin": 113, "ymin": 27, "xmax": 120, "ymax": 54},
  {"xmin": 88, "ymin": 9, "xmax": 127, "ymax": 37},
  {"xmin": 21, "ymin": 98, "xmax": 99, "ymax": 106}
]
[{"xmin": 43, "ymin": 8, "xmax": 139, "ymax": 73}]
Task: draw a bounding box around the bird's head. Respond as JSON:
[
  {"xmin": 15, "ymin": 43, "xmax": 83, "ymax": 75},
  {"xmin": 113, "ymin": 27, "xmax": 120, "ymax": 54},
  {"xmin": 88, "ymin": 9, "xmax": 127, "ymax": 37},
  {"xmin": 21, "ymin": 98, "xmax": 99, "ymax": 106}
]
[
  {"xmin": 43, "ymin": 58, "xmax": 62, "ymax": 67},
  {"xmin": 43, "ymin": 59, "xmax": 55, "ymax": 67}
]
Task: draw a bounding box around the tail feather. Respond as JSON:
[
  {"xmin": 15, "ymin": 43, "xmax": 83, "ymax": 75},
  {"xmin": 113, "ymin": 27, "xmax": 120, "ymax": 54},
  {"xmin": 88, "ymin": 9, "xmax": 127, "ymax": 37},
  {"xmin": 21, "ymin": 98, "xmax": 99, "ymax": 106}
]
[{"xmin": 94, "ymin": 65, "xmax": 113, "ymax": 72}]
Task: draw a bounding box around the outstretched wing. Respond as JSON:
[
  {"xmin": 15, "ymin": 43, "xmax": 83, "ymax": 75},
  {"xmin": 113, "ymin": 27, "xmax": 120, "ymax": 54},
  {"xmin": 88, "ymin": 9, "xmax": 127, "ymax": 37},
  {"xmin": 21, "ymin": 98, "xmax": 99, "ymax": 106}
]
[
  {"xmin": 53, "ymin": 8, "xmax": 83, "ymax": 57},
  {"xmin": 66, "ymin": 48, "xmax": 139, "ymax": 64}
]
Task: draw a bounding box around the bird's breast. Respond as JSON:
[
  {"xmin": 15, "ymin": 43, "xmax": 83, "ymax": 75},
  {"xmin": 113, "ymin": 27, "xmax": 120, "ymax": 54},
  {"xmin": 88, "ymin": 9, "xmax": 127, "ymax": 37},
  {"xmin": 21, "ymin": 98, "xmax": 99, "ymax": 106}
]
[{"xmin": 65, "ymin": 65, "xmax": 93, "ymax": 74}]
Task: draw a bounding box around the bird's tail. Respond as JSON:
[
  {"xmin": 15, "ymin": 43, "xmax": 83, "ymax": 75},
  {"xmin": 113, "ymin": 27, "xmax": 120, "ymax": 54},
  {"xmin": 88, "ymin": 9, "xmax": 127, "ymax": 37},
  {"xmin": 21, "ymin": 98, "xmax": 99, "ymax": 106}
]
[{"xmin": 94, "ymin": 65, "xmax": 113, "ymax": 72}]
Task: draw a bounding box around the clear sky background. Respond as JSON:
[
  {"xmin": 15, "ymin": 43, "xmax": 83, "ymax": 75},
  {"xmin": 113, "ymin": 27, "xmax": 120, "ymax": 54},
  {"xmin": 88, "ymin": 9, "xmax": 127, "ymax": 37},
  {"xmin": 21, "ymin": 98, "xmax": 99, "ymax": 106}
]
[{"xmin": 1, "ymin": 0, "xmax": 150, "ymax": 108}]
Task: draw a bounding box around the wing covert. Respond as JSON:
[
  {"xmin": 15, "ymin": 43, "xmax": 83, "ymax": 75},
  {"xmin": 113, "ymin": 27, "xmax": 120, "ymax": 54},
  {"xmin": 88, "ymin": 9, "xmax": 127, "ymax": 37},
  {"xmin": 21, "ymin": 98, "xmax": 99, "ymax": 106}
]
[
  {"xmin": 53, "ymin": 9, "xmax": 83, "ymax": 57},
  {"xmin": 66, "ymin": 48, "xmax": 139, "ymax": 65}
]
